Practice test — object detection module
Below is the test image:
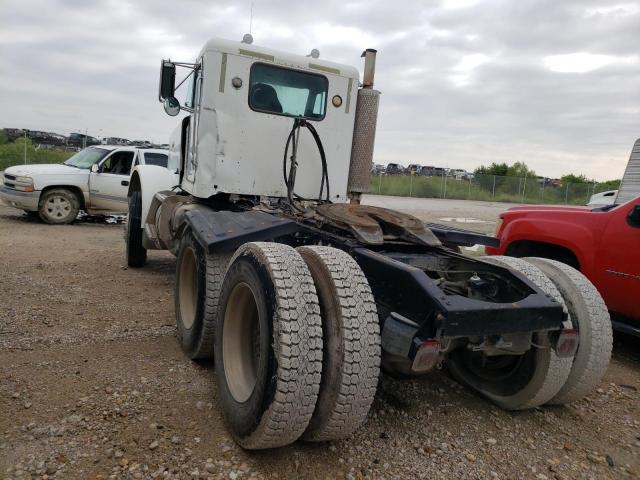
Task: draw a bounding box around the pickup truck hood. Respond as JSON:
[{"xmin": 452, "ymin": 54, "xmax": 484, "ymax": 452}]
[
  {"xmin": 506, "ymin": 205, "xmax": 592, "ymax": 214},
  {"xmin": 5, "ymin": 163, "xmax": 87, "ymax": 177}
]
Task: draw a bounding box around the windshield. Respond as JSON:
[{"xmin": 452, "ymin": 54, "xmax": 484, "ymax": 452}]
[
  {"xmin": 64, "ymin": 147, "xmax": 110, "ymax": 169},
  {"xmin": 249, "ymin": 63, "xmax": 328, "ymax": 120}
]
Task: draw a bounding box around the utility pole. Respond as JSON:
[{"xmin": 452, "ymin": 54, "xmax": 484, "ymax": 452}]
[{"xmin": 24, "ymin": 130, "xmax": 27, "ymax": 164}]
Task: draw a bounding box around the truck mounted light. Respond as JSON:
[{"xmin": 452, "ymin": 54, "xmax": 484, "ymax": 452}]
[
  {"xmin": 555, "ymin": 328, "xmax": 579, "ymax": 358},
  {"xmin": 15, "ymin": 176, "xmax": 33, "ymax": 183},
  {"xmin": 14, "ymin": 184, "xmax": 34, "ymax": 192},
  {"xmin": 411, "ymin": 339, "xmax": 441, "ymax": 373}
]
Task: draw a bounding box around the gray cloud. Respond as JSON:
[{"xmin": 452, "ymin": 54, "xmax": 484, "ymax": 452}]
[{"xmin": 1, "ymin": 0, "xmax": 638, "ymax": 180}]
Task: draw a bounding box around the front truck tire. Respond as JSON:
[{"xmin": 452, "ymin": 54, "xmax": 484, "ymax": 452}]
[
  {"xmin": 447, "ymin": 256, "xmax": 572, "ymax": 410},
  {"xmin": 214, "ymin": 242, "xmax": 323, "ymax": 449},
  {"xmin": 38, "ymin": 188, "xmax": 80, "ymax": 224},
  {"xmin": 175, "ymin": 229, "xmax": 232, "ymax": 359},
  {"xmin": 125, "ymin": 190, "xmax": 147, "ymax": 267},
  {"xmin": 297, "ymin": 246, "xmax": 381, "ymax": 442},
  {"xmin": 524, "ymin": 257, "xmax": 612, "ymax": 404}
]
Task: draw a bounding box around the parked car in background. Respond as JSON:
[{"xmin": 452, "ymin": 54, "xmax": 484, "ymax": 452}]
[
  {"xmin": 587, "ymin": 190, "xmax": 618, "ymax": 207},
  {"xmin": 407, "ymin": 163, "xmax": 422, "ymax": 174},
  {"xmin": 1, "ymin": 146, "xmax": 170, "ymax": 224},
  {"xmin": 487, "ymin": 196, "xmax": 640, "ymax": 334},
  {"xmin": 371, "ymin": 163, "xmax": 385, "ymax": 175},
  {"xmin": 385, "ymin": 163, "xmax": 405, "ymax": 175},
  {"xmin": 67, "ymin": 132, "xmax": 101, "ymax": 148},
  {"xmin": 420, "ymin": 166, "xmax": 446, "ymax": 177}
]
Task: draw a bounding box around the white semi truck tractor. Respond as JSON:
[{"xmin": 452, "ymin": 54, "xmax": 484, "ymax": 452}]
[{"xmin": 125, "ymin": 36, "xmax": 611, "ymax": 449}]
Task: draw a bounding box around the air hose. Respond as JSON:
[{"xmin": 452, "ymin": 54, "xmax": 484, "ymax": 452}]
[{"xmin": 282, "ymin": 117, "xmax": 330, "ymax": 207}]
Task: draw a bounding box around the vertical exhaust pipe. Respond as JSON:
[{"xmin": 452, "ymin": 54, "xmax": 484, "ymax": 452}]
[
  {"xmin": 361, "ymin": 49, "xmax": 377, "ymax": 89},
  {"xmin": 347, "ymin": 48, "xmax": 380, "ymax": 204}
]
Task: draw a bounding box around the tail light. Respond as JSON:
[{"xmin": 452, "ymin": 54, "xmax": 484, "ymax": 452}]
[
  {"xmin": 411, "ymin": 340, "xmax": 441, "ymax": 373},
  {"xmin": 555, "ymin": 328, "xmax": 579, "ymax": 358}
]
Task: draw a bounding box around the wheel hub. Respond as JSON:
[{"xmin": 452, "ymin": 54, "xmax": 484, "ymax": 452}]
[
  {"xmin": 46, "ymin": 196, "xmax": 71, "ymax": 219},
  {"xmin": 178, "ymin": 247, "xmax": 198, "ymax": 329},
  {"xmin": 223, "ymin": 282, "xmax": 260, "ymax": 403}
]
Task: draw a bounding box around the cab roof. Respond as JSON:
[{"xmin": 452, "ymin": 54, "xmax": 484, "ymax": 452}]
[
  {"xmin": 91, "ymin": 145, "xmax": 168, "ymax": 153},
  {"xmin": 199, "ymin": 37, "xmax": 360, "ymax": 81}
]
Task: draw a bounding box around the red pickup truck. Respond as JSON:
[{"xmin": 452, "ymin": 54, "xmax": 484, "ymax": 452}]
[{"xmin": 487, "ymin": 196, "xmax": 640, "ymax": 334}]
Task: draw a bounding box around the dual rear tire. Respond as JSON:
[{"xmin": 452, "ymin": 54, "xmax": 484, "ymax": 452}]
[
  {"xmin": 447, "ymin": 255, "xmax": 611, "ymax": 410},
  {"xmin": 174, "ymin": 240, "xmax": 380, "ymax": 449}
]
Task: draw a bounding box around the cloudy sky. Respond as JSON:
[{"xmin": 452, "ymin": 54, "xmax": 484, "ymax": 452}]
[{"xmin": 1, "ymin": 0, "xmax": 639, "ymax": 180}]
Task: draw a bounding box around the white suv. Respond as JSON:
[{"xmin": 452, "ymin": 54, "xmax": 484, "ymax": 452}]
[{"xmin": 1, "ymin": 146, "xmax": 170, "ymax": 224}]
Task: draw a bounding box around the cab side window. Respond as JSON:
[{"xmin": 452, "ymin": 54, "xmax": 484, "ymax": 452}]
[{"xmin": 101, "ymin": 151, "xmax": 134, "ymax": 175}]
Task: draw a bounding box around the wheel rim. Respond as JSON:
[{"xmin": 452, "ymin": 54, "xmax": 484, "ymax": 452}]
[
  {"xmin": 462, "ymin": 350, "xmax": 524, "ymax": 382},
  {"xmin": 178, "ymin": 247, "xmax": 198, "ymax": 329},
  {"xmin": 45, "ymin": 195, "xmax": 71, "ymax": 219},
  {"xmin": 223, "ymin": 282, "xmax": 260, "ymax": 403}
]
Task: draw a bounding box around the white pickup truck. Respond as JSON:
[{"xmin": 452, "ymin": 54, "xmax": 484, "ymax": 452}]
[{"xmin": 1, "ymin": 145, "xmax": 170, "ymax": 224}]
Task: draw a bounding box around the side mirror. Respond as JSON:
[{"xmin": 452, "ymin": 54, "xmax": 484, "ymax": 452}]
[
  {"xmin": 627, "ymin": 205, "xmax": 640, "ymax": 228},
  {"xmin": 164, "ymin": 97, "xmax": 181, "ymax": 116},
  {"xmin": 159, "ymin": 60, "xmax": 176, "ymax": 101},
  {"xmin": 91, "ymin": 164, "xmax": 99, "ymax": 173}
]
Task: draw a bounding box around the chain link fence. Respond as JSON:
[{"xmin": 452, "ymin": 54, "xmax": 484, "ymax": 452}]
[
  {"xmin": 370, "ymin": 172, "xmax": 612, "ymax": 205},
  {"xmin": 0, "ymin": 139, "xmax": 75, "ymax": 171}
]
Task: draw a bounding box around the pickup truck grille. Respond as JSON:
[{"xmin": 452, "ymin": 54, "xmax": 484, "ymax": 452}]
[{"xmin": 3, "ymin": 173, "xmax": 17, "ymax": 190}]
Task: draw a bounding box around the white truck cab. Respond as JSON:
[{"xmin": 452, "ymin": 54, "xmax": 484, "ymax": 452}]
[{"xmin": 1, "ymin": 145, "xmax": 169, "ymax": 223}]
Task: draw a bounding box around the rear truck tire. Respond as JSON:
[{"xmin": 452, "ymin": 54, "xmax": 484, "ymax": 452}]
[
  {"xmin": 175, "ymin": 229, "xmax": 232, "ymax": 360},
  {"xmin": 297, "ymin": 246, "xmax": 381, "ymax": 442},
  {"xmin": 524, "ymin": 257, "xmax": 612, "ymax": 404},
  {"xmin": 38, "ymin": 188, "xmax": 80, "ymax": 224},
  {"xmin": 214, "ymin": 242, "xmax": 323, "ymax": 449},
  {"xmin": 125, "ymin": 190, "xmax": 147, "ymax": 267},
  {"xmin": 447, "ymin": 256, "xmax": 573, "ymax": 410}
]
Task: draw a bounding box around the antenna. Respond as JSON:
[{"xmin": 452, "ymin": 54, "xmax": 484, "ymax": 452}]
[{"xmin": 249, "ymin": 1, "xmax": 254, "ymax": 35}]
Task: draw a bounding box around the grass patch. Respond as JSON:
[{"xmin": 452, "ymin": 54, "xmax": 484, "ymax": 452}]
[
  {"xmin": 0, "ymin": 140, "xmax": 74, "ymax": 171},
  {"xmin": 370, "ymin": 174, "xmax": 598, "ymax": 205}
]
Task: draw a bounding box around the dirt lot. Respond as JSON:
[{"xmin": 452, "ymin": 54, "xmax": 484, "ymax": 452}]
[{"xmin": 1, "ymin": 198, "xmax": 639, "ymax": 480}]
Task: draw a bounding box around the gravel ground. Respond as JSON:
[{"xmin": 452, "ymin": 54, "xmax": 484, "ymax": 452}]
[{"xmin": 1, "ymin": 200, "xmax": 640, "ymax": 480}]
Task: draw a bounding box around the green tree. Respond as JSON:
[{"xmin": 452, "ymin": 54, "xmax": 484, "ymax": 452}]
[
  {"xmin": 474, "ymin": 162, "xmax": 509, "ymax": 176},
  {"xmin": 561, "ymin": 173, "xmax": 590, "ymax": 184},
  {"xmin": 0, "ymin": 130, "xmax": 7, "ymax": 145},
  {"xmin": 507, "ymin": 161, "xmax": 536, "ymax": 178}
]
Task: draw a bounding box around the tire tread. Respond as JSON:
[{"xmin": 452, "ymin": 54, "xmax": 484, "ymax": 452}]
[{"xmin": 298, "ymin": 246, "xmax": 380, "ymax": 441}]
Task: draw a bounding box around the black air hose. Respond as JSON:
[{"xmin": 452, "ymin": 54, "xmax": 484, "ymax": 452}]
[{"xmin": 282, "ymin": 117, "xmax": 330, "ymax": 205}]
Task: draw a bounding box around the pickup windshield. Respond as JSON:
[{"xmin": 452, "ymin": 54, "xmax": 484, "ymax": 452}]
[{"xmin": 64, "ymin": 147, "xmax": 110, "ymax": 169}]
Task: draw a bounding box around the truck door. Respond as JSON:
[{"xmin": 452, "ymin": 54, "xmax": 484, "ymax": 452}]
[
  {"xmin": 88, "ymin": 149, "xmax": 135, "ymax": 212},
  {"xmin": 598, "ymin": 198, "xmax": 640, "ymax": 321},
  {"xmin": 183, "ymin": 64, "xmax": 203, "ymax": 183}
]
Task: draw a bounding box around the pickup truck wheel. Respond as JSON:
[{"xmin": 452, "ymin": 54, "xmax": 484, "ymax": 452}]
[
  {"xmin": 447, "ymin": 256, "xmax": 572, "ymax": 410},
  {"xmin": 38, "ymin": 188, "xmax": 79, "ymax": 224},
  {"xmin": 175, "ymin": 230, "xmax": 232, "ymax": 359},
  {"xmin": 524, "ymin": 257, "xmax": 612, "ymax": 404},
  {"xmin": 214, "ymin": 242, "xmax": 323, "ymax": 449},
  {"xmin": 125, "ymin": 190, "xmax": 147, "ymax": 267},
  {"xmin": 297, "ymin": 246, "xmax": 381, "ymax": 442}
]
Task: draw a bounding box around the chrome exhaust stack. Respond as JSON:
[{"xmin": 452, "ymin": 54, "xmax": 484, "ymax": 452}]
[{"xmin": 347, "ymin": 49, "xmax": 381, "ymax": 204}]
